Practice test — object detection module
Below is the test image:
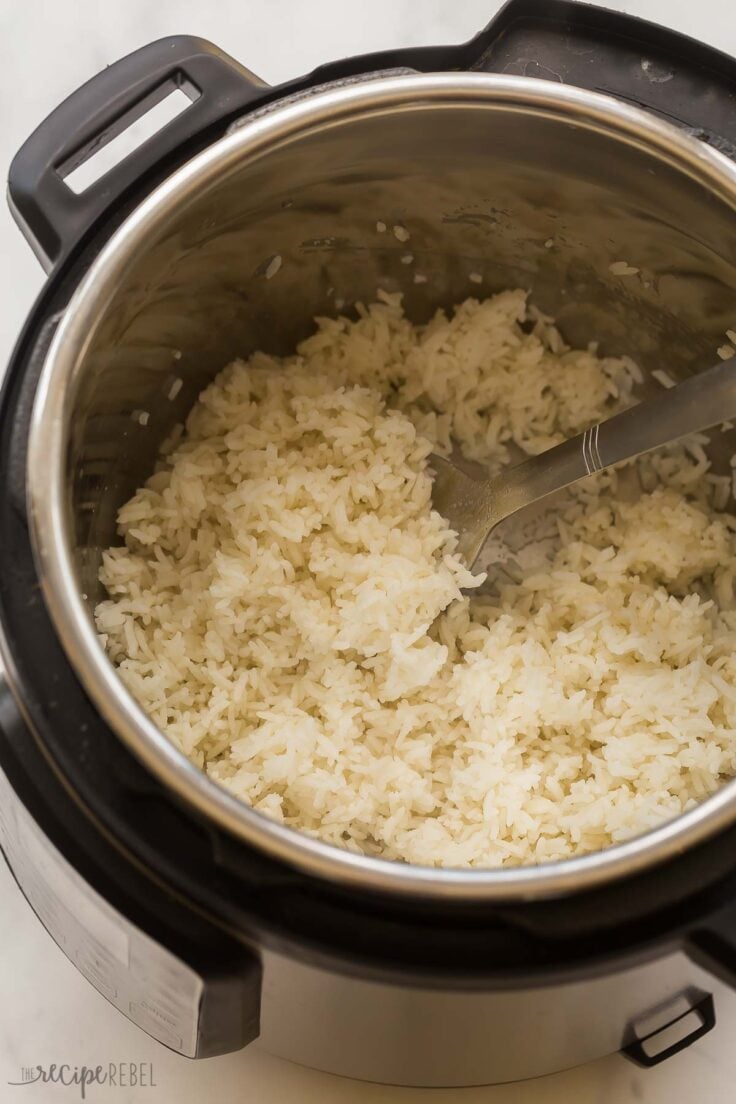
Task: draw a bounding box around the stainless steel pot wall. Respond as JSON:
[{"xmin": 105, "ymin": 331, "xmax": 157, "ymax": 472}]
[{"xmin": 28, "ymin": 74, "xmax": 736, "ymax": 901}]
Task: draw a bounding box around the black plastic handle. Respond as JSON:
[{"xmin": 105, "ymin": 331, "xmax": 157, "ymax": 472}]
[
  {"xmin": 7, "ymin": 36, "xmax": 269, "ymax": 272},
  {"xmin": 621, "ymin": 993, "xmax": 715, "ymax": 1067},
  {"xmin": 469, "ymin": 0, "xmax": 736, "ymax": 159},
  {"xmin": 10, "ymin": 3, "xmax": 736, "ymax": 276}
]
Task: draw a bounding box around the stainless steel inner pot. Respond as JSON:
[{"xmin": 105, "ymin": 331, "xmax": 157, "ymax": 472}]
[{"xmin": 27, "ymin": 74, "xmax": 736, "ymax": 901}]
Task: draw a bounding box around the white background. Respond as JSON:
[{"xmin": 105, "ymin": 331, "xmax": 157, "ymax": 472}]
[{"xmin": 2, "ymin": 1, "xmax": 736, "ymax": 1101}]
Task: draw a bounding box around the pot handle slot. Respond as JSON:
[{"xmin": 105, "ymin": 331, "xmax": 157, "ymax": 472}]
[
  {"xmin": 7, "ymin": 36, "xmax": 269, "ymax": 273},
  {"xmin": 464, "ymin": 0, "xmax": 736, "ymax": 160},
  {"xmin": 621, "ymin": 992, "xmax": 715, "ymax": 1067}
]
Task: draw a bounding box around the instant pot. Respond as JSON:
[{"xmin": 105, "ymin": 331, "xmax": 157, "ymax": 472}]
[{"xmin": 4, "ymin": 0, "xmax": 736, "ymax": 1085}]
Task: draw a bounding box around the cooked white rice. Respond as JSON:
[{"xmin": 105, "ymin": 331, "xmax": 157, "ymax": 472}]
[{"xmin": 95, "ymin": 290, "xmax": 736, "ymax": 868}]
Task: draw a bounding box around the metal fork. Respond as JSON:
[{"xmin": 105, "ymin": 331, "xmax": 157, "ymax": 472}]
[{"xmin": 431, "ymin": 356, "xmax": 736, "ymax": 569}]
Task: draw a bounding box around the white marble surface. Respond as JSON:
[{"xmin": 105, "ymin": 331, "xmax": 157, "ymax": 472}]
[{"xmin": 2, "ymin": 1, "xmax": 736, "ymax": 1101}]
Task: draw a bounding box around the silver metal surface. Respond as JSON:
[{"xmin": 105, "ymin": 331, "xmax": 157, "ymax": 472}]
[
  {"xmin": 258, "ymin": 944, "xmax": 721, "ymax": 1085},
  {"xmin": 433, "ymin": 355, "xmax": 736, "ymax": 567},
  {"xmin": 26, "ymin": 73, "xmax": 736, "ymax": 901},
  {"xmin": 0, "ymin": 722, "xmax": 725, "ymax": 1085},
  {"xmin": 0, "ymin": 761, "xmax": 204, "ymax": 1056}
]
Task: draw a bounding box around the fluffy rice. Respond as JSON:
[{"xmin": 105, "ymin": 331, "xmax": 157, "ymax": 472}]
[{"xmin": 95, "ymin": 290, "xmax": 736, "ymax": 868}]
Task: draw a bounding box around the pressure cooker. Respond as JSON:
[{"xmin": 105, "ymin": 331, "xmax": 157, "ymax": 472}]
[{"xmin": 3, "ymin": 0, "xmax": 736, "ymax": 1086}]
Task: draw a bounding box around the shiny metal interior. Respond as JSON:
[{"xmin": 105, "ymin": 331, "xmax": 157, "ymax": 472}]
[{"xmin": 28, "ymin": 75, "xmax": 736, "ymax": 899}]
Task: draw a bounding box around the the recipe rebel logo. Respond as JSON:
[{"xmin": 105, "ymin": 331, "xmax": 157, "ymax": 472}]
[{"xmin": 7, "ymin": 1062, "xmax": 157, "ymax": 1098}]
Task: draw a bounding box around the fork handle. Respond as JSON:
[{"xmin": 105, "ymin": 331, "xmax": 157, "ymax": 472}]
[{"xmin": 488, "ymin": 356, "xmax": 736, "ymax": 524}]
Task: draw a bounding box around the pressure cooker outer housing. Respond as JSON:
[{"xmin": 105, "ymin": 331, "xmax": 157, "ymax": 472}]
[{"xmin": 3, "ymin": 0, "xmax": 736, "ymax": 1084}]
